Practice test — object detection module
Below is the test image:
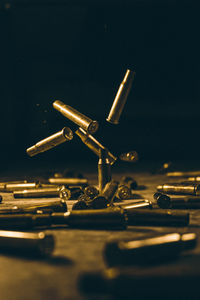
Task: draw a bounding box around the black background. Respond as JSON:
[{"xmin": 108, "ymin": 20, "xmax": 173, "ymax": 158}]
[{"xmin": 0, "ymin": 0, "xmax": 199, "ymax": 170}]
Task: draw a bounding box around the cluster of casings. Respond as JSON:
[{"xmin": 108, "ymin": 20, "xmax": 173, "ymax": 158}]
[
  {"xmin": 26, "ymin": 69, "xmax": 137, "ymax": 165},
  {"xmin": 154, "ymin": 171, "xmax": 200, "ymax": 209}
]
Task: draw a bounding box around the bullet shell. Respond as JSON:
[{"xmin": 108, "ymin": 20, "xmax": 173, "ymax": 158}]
[
  {"xmin": 72, "ymin": 200, "xmax": 89, "ymax": 210},
  {"xmin": 107, "ymin": 69, "xmax": 135, "ymax": 124},
  {"xmin": 167, "ymin": 171, "xmax": 200, "ymax": 177},
  {"xmin": 0, "ymin": 208, "xmax": 126, "ymax": 230},
  {"xmin": 0, "ymin": 200, "xmax": 67, "ymax": 214},
  {"xmin": 117, "ymin": 185, "xmax": 132, "ymax": 200},
  {"xmin": 85, "ymin": 196, "xmax": 108, "ymax": 209},
  {"xmin": 154, "ymin": 192, "xmax": 171, "ymax": 208},
  {"xmin": 157, "ymin": 183, "xmax": 200, "ymax": 196},
  {"xmin": 101, "ymin": 180, "xmax": 119, "ymax": 205},
  {"xmin": 125, "ymin": 209, "xmax": 189, "ymax": 226},
  {"xmin": 13, "ymin": 186, "xmax": 71, "ymax": 199},
  {"xmin": 0, "ymin": 230, "xmax": 55, "ymax": 257},
  {"xmin": 0, "ymin": 182, "xmax": 41, "ymax": 192},
  {"xmin": 0, "ymin": 180, "xmax": 28, "ymax": 184},
  {"xmin": 184, "ymin": 177, "xmax": 200, "ymax": 182},
  {"xmin": 48, "ymin": 177, "xmax": 88, "ymax": 186},
  {"xmin": 26, "ymin": 127, "xmax": 73, "ymax": 157},
  {"xmin": 65, "ymin": 207, "xmax": 126, "ymax": 229},
  {"xmin": 78, "ymin": 193, "xmax": 108, "ymax": 210},
  {"xmin": 154, "ymin": 192, "xmax": 200, "ymax": 209},
  {"xmin": 98, "ymin": 148, "xmax": 111, "ymax": 193},
  {"xmin": 53, "ymin": 100, "xmax": 99, "ymax": 134},
  {"xmin": 104, "ymin": 232, "xmax": 197, "ymax": 267},
  {"xmin": 83, "ymin": 185, "xmax": 99, "ymax": 199},
  {"xmin": 119, "ymin": 151, "xmax": 138, "ymax": 163},
  {"xmin": 60, "ymin": 186, "xmax": 84, "ymax": 200},
  {"xmin": 117, "ymin": 200, "xmax": 153, "ymax": 210},
  {"xmin": 121, "ymin": 176, "xmax": 138, "ymax": 190},
  {"xmin": 75, "ymin": 127, "xmax": 117, "ymax": 165}
]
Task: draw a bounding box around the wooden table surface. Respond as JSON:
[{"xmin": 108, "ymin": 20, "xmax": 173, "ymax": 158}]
[{"xmin": 0, "ymin": 164, "xmax": 200, "ymax": 300}]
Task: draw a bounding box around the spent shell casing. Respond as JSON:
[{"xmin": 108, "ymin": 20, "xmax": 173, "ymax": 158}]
[
  {"xmin": 64, "ymin": 207, "xmax": 126, "ymax": 229},
  {"xmin": 0, "ymin": 230, "xmax": 55, "ymax": 257},
  {"xmin": 53, "ymin": 100, "xmax": 99, "ymax": 134},
  {"xmin": 98, "ymin": 148, "xmax": 111, "ymax": 193},
  {"xmin": 0, "ymin": 180, "xmax": 28, "ymax": 184},
  {"xmin": 125, "ymin": 209, "xmax": 189, "ymax": 226},
  {"xmin": 103, "ymin": 232, "xmax": 197, "ymax": 267},
  {"xmin": 183, "ymin": 177, "xmax": 200, "ymax": 182},
  {"xmin": 60, "ymin": 186, "xmax": 83, "ymax": 200},
  {"xmin": 48, "ymin": 177, "xmax": 88, "ymax": 186},
  {"xmin": 166, "ymin": 171, "xmax": 200, "ymax": 177},
  {"xmin": 101, "ymin": 180, "xmax": 119, "ymax": 205},
  {"xmin": 78, "ymin": 193, "xmax": 108, "ymax": 210},
  {"xmin": 72, "ymin": 200, "xmax": 89, "ymax": 210},
  {"xmin": 0, "ymin": 182, "xmax": 41, "ymax": 192},
  {"xmin": 154, "ymin": 192, "xmax": 200, "ymax": 209},
  {"xmin": 83, "ymin": 185, "xmax": 99, "ymax": 199},
  {"xmin": 0, "ymin": 199, "xmax": 67, "ymax": 214},
  {"xmin": 75, "ymin": 127, "xmax": 117, "ymax": 165},
  {"xmin": 26, "ymin": 127, "xmax": 73, "ymax": 157},
  {"xmin": 0, "ymin": 208, "xmax": 126, "ymax": 230},
  {"xmin": 157, "ymin": 183, "xmax": 200, "ymax": 196},
  {"xmin": 117, "ymin": 200, "xmax": 153, "ymax": 210},
  {"xmin": 154, "ymin": 192, "xmax": 171, "ymax": 208},
  {"xmin": 121, "ymin": 176, "xmax": 138, "ymax": 189},
  {"xmin": 85, "ymin": 196, "xmax": 108, "ymax": 209},
  {"xmin": 106, "ymin": 69, "xmax": 135, "ymax": 124},
  {"xmin": 119, "ymin": 151, "xmax": 138, "ymax": 163},
  {"xmin": 117, "ymin": 185, "xmax": 132, "ymax": 200},
  {"xmin": 13, "ymin": 186, "xmax": 70, "ymax": 199}
]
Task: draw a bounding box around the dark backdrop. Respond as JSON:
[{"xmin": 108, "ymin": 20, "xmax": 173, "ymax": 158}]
[{"xmin": 0, "ymin": 0, "xmax": 199, "ymax": 170}]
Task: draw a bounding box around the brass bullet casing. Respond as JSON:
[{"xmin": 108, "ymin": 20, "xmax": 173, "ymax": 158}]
[
  {"xmin": 121, "ymin": 176, "xmax": 138, "ymax": 190},
  {"xmin": 154, "ymin": 192, "xmax": 200, "ymax": 209},
  {"xmin": 98, "ymin": 148, "xmax": 111, "ymax": 193},
  {"xmin": 72, "ymin": 200, "xmax": 89, "ymax": 210},
  {"xmin": 83, "ymin": 185, "xmax": 99, "ymax": 199},
  {"xmin": 119, "ymin": 151, "xmax": 138, "ymax": 163},
  {"xmin": 0, "ymin": 199, "xmax": 67, "ymax": 214},
  {"xmin": 65, "ymin": 207, "xmax": 126, "ymax": 229},
  {"xmin": 0, "ymin": 208, "xmax": 126, "ymax": 230},
  {"xmin": 53, "ymin": 100, "xmax": 99, "ymax": 134},
  {"xmin": 13, "ymin": 186, "xmax": 71, "ymax": 199},
  {"xmin": 106, "ymin": 69, "xmax": 135, "ymax": 124},
  {"xmin": 184, "ymin": 177, "xmax": 200, "ymax": 182},
  {"xmin": 157, "ymin": 183, "xmax": 200, "ymax": 196},
  {"xmin": 166, "ymin": 171, "xmax": 200, "ymax": 178},
  {"xmin": 77, "ymin": 193, "xmax": 108, "ymax": 210},
  {"xmin": 85, "ymin": 196, "xmax": 108, "ymax": 209},
  {"xmin": 125, "ymin": 209, "xmax": 189, "ymax": 227},
  {"xmin": 75, "ymin": 127, "xmax": 117, "ymax": 165},
  {"xmin": 0, "ymin": 180, "xmax": 28, "ymax": 184},
  {"xmin": 60, "ymin": 186, "xmax": 84, "ymax": 200},
  {"xmin": 117, "ymin": 185, "xmax": 132, "ymax": 200},
  {"xmin": 0, "ymin": 182, "xmax": 41, "ymax": 192},
  {"xmin": 103, "ymin": 232, "xmax": 197, "ymax": 267},
  {"xmin": 26, "ymin": 127, "xmax": 73, "ymax": 157},
  {"xmin": 101, "ymin": 180, "xmax": 119, "ymax": 205},
  {"xmin": 117, "ymin": 200, "xmax": 153, "ymax": 210},
  {"xmin": 48, "ymin": 177, "xmax": 88, "ymax": 186},
  {"xmin": 0, "ymin": 230, "xmax": 55, "ymax": 257}
]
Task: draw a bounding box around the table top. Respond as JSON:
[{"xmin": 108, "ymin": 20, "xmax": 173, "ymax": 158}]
[{"xmin": 0, "ymin": 166, "xmax": 200, "ymax": 300}]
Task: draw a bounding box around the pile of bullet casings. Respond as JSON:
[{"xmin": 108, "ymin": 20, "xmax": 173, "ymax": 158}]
[{"xmin": 0, "ymin": 70, "xmax": 198, "ymax": 297}]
